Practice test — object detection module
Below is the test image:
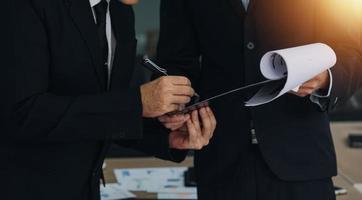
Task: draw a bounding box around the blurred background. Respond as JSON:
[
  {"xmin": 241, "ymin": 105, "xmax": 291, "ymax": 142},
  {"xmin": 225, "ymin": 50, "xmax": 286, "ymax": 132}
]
[{"xmin": 107, "ymin": 0, "xmax": 362, "ymax": 158}]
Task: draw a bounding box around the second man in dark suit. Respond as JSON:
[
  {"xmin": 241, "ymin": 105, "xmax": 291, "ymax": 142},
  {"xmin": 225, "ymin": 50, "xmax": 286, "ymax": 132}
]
[{"xmin": 157, "ymin": 0, "xmax": 362, "ymax": 199}]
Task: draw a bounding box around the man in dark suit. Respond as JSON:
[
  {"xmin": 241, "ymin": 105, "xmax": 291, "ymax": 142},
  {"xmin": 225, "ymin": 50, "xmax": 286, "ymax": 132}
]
[
  {"xmin": 6, "ymin": 0, "xmax": 216, "ymax": 200},
  {"xmin": 157, "ymin": 0, "xmax": 362, "ymax": 199}
]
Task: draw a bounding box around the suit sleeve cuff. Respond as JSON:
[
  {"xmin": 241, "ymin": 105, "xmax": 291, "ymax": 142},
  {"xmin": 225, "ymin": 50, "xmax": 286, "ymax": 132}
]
[
  {"xmin": 155, "ymin": 127, "xmax": 189, "ymax": 163},
  {"xmin": 311, "ymin": 69, "xmax": 333, "ymax": 98},
  {"xmin": 107, "ymin": 88, "xmax": 144, "ymax": 140},
  {"xmin": 309, "ymin": 70, "xmax": 333, "ymax": 110}
]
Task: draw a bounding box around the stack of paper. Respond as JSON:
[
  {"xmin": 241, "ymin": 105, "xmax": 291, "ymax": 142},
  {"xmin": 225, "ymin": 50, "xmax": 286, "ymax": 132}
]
[
  {"xmin": 114, "ymin": 167, "xmax": 197, "ymax": 199},
  {"xmin": 100, "ymin": 183, "xmax": 135, "ymax": 200},
  {"xmin": 157, "ymin": 193, "xmax": 198, "ymax": 199},
  {"xmin": 354, "ymin": 183, "xmax": 362, "ymax": 193}
]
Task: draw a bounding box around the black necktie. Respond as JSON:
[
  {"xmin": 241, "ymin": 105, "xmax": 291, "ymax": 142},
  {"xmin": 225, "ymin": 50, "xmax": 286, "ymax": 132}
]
[{"xmin": 94, "ymin": 0, "xmax": 109, "ymax": 85}]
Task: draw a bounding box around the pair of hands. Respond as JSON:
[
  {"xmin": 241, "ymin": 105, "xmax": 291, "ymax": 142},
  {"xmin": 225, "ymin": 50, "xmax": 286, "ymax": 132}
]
[
  {"xmin": 138, "ymin": 70, "xmax": 329, "ymax": 150},
  {"xmin": 161, "ymin": 107, "xmax": 216, "ymax": 150},
  {"xmin": 140, "ymin": 76, "xmax": 217, "ymax": 150}
]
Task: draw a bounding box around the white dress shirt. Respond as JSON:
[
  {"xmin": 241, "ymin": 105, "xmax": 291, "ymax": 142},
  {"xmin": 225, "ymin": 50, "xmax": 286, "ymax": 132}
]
[
  {"xmin": 89, "ymin": 0, "xmax": 117, "ymax": 86},
  {"xmin": 241, "ymin": 0, "xmax": 250, "ymax": 10}
]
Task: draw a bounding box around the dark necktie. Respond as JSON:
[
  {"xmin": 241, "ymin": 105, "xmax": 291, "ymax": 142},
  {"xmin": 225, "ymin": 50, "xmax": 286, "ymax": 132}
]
[{"xmin": 94, "ymin": 0, "xmax": 109, "ymax": 85}]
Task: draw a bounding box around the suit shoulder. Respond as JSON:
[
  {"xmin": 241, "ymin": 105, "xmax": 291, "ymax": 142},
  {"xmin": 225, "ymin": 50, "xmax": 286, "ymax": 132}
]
[
  {"xmin": 17, "ymin": 0, "xmax": 67, "ymax": 21},
  {"xmin": 30, "ymin": 0, "xmax": 65, "ymax": 7}
]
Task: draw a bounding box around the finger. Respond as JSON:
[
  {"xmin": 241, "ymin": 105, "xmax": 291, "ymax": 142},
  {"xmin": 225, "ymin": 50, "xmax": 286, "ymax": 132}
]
[
  {"xmin": 301, "ymin": 81, "xmax": 319, "ymax": 90},
  {"xmin": 169, "ymin": 76, "xmax": 191, "ymax": 86},
  {"xmin": 289, "ymin": 90, "xmax": 306, "ymax": 97},
  {"xmin": 171, "ymin": 85, "xmax": 195, "ymax": 97},
  {"xmin": 206, "ymin": 107, "xmax": 217, "ymax": 134},
  {"xmin": 188, "ymin": 111, "xmax": 201, "ymax": 147},
  {"xmin": 298, "ymin": 87, "xmax": 315, "ymax": 95},
  {"xmin": 293, "ymin": 91, "xmax": 309, "ymax": 97},
  {"xmin": 164, "ymin": 122, "xmax": 186, "ymax": 131},
  {"xmin": 186, "ymin": 119, "xmax": 199, "ymax": 149},
  {"xmin": 169, "ymin": 131, "xmax": 188, "ymax": 150},
  {"xmin": 170, "ymin": 95, "xmax": 191, "ymax": 104},
  {"xmin": 179, "ymin": 123, "xmax": 188, "ymax": 132},
  {"xmin": 163, "ymin": 104, "xmax": 180, "ymax": 115},
  {"xmin": 158, "ymin": 115, "xmax": 177, "ymax": 123},
  {"xmin": 178, "ymin": 104, "xmax": 186, "ymax": 111},
  {"xmin": 291, "ymin": 87, "xmax": 315, "ymax": 97},
  {"xmin": 191, "ymin": 110, "xmax": 201, "ymax": 134},
  {"xmin": 187, "ymin": 118, "xmax": 205, "ymax": 150},
  {"xmin": 182, "ymin": 114, "xmax": 190, "ymax": 125},
  {"xmin": 199, "ymin": 107, "xmax": 212, "ymax": 143},
  {"xmin": 159, "ymin": 114, "xmax": 188, "ymax": 123},
  {"xmin": 205, "ymin": 107, "xmax": 216, "ymax": 126}
]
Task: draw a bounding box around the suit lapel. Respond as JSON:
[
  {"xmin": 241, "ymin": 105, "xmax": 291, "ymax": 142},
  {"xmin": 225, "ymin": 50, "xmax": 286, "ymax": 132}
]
[
  {"xmin": 65, "ymin": 0, "xmax": 106, "ymax": 89},
  {"xmin": 227, "ymin": 0, "xmax": 245, "ymax": 19}
]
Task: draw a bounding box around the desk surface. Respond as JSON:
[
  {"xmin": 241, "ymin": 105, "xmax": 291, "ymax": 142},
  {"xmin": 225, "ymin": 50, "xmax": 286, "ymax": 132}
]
[
  {"xmin": 331, "ymin": 122, "xmax": 362, "ymax": 200},
  {"xmin": 104, "ymin": 122, "xmax": 362, "ymax": 200}
]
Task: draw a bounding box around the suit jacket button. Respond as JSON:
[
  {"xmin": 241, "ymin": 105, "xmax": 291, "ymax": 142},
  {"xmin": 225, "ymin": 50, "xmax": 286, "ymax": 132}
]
[{"xmin": 247, "ymin": 42, "xmax": 255, "ymax": 50}]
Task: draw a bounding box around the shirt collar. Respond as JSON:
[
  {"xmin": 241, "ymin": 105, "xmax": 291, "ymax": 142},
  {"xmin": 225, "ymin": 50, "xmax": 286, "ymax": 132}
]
[
  {"xmin": 90, "ymin": 0, "xmax": 130, "ymax": 7},
  {"xmin": 90, "ymin": 0, "xmax": 116, "ymax": 7},
  {"xmin": 89, "ymin": 0, "xmax": 101, "ymax": 7}
]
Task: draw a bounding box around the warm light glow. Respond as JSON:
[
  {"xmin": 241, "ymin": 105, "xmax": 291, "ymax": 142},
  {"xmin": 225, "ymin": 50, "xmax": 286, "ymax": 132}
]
[
  {"xmin": 327, "ymin": 0, "xmax": 362, "ymax": 20},
  {"xmin": 120, "ymin": 0, "xmax": 139, "ymax": 5}
]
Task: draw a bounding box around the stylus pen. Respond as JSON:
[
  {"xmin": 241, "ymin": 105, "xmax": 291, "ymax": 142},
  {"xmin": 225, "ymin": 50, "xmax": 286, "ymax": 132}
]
[{"xmin": 141, "ymin": 58, "xmax": 201, "ymax": 98}]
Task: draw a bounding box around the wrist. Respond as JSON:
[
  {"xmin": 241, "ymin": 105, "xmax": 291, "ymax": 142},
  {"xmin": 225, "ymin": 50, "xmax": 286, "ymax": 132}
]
[{"xmin": 320, "ymin": 71, "xmax": 330, "ymax": 89}]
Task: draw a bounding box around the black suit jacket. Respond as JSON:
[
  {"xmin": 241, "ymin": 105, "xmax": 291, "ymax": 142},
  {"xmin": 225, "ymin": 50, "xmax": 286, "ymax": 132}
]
[
  {"xmin": 5, "ymin": 0, "xmax": 185, "ymax": 200},
  {"xmin": 157, "ymin": 0, "xmax": 362, "ymax": 192}
]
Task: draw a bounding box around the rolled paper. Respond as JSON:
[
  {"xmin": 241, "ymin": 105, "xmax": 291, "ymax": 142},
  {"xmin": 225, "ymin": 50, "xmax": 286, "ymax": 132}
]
[{"xmin": 245, "ymin": 43, "xmax": 337, "ymax": 106}]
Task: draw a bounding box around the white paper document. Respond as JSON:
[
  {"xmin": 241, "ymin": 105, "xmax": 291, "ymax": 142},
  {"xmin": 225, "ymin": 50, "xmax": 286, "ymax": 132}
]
[
  {"xmin": 114, "ymin": 167, "xmax": 188, "ymax": 192},
  {"xmin": 245, "ymin": 43, "xmax": 337, "ymax": 106},
  {"xmin": 100, "ymin": 183, "xmax": 135, "ymax": 200},
  {"xmin": 114, "ymin": 167, "xmax": 198, "ymax": 199},
  {"xmin": 354, "ymin": 183, "xmax": 362, "ymax": 193},
  {"xmin": 157, "ymin": 193, "xmax": 198, "ymax": 199},
  {"xmin": 154, "ymin": 187, "xmax": 197, "ymax": 194}
]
